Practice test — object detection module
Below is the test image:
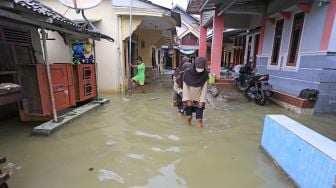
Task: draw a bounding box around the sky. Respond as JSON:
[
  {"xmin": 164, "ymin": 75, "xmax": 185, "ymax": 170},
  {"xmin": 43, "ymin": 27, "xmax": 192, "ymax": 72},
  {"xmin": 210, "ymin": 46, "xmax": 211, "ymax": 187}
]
[{"xmin": 149, "ymin": 0, "xmax": 189, "ymax": 9}]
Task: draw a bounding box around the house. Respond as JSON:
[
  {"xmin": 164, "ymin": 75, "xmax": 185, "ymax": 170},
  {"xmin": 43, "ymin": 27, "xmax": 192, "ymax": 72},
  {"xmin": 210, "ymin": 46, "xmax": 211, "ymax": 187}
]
[
  {"xmin": 41, "ymin": 0, "xmax": 181, "ymax": 92},
  {"xmin": 173, "ymin": 5, "xmax": 200, "ymax": 65},
  {"xmin": 187, "ymin": 0, "xmax": 336, "ymax": 114},
  {"xmin": 158, "ymin": 5, "xmax": 200, "ymax": 70},
  {"xmin": 0, "ymin": 0, "xmax": 113, "ymax": 121},
  {"xmin": 206, "ymin": 29, "xmax": 259, "ymax": 70}
]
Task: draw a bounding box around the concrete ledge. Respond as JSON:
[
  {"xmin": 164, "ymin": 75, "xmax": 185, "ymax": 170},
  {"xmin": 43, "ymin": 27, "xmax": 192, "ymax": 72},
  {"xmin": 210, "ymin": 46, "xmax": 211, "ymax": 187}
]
[
  {"xmin": 269, "ymin": 97, "xmax": 314, "ymax": 115},
  {"xmin": 32, "ymin": 99, "xmax": 110, "ymax": 136},
  {"xmin": 261, "ymin": 115, "xmax": 336, "ymax": 188},
  {"xmin": 272, "ymin": 90, "xmax": 315, "ymax": 108}
]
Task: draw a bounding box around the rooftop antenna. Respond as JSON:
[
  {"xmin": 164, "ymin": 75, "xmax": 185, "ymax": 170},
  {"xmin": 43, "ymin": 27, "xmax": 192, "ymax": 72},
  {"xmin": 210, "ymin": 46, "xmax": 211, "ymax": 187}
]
[{"xmin": 58, "ymin": 0, "xmax": 102, "ymax": 31}]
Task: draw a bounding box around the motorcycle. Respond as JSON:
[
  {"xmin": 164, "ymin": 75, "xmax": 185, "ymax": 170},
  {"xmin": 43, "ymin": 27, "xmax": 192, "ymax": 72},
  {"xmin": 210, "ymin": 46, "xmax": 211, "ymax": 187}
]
[
  {"xmin": 245, "ymin": 74, "xmax": 272, "ymax": 105},
  {"xmin": 235, "ymin": 64, "xmax": 272, "ymax": 106},
  {"xmin": 234, "ymin": 64, "xmax": 253, "ymax": 92},
  {"xmin": 0, "ymin": 156, "xmax": 9, "ymax": 188}
]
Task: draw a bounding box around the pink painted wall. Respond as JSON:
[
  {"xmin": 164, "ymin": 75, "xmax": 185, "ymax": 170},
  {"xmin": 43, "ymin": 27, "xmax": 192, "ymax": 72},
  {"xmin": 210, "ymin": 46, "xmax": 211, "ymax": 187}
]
[
  {"xmin": 210, "ymin": 11, "xmax": 224, "ymax": 79},
  {"xmin": 198, "ymin": 12, "xmax": 207, "ymax": 57}
]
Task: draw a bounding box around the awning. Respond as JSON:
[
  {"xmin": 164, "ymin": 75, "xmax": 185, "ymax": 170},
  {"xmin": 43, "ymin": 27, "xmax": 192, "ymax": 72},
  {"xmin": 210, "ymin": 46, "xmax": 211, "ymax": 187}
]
[
  {"xmin": 0, "ymin": 0, "xmax": 114, "ymax": 42},
  {"xmin": 180, "ymin": 49, "xmax": 196, "ymax": 55}
]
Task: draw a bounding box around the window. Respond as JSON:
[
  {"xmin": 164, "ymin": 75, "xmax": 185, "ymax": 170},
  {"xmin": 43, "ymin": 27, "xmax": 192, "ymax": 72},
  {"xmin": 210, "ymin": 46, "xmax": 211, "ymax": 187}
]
[
  {"xmin": 271, "ymin": 19, "xmax": 284, "ymax": 65},
  {"xmin": 0, "ymin": 43, "xmax": 14, "ymax": 71},
  {"xmin": 287, "ymin": 12, "xmax": 305, "ymax": 66},
  {"xmin": 14, "ymin": 46, "xmax": 33, "ymax": 64}
]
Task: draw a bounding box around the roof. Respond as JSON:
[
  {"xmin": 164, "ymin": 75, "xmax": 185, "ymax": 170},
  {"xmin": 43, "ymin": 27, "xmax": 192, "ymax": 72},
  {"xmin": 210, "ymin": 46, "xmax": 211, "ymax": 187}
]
[
  {"xmin": 0, "ymin": 0, "xmax": 114, "ymax": 41},
  {"xmin": 172, "ymin": 4, "xmax": 199, "ymax": 22},
  {"xmin": 187, "ymin": 0, "xmax": 265, "ymax": 14},
  {"xmin": 187, "ymin": 0, "xmax": 315, "ymax": 15},
  {"xmin": 138, "ymin": 0, "xmax": 182, "ymax": 27},
  {"xmin": 138, "ymin": 0, "xmax": 170, "ymax": 11}
]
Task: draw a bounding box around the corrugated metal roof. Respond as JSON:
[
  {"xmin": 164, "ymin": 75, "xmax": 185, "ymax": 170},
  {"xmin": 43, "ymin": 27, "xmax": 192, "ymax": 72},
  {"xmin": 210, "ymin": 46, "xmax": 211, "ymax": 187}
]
[
  {"xmin": 4, "ymin": 0, "xmax": 114, "ymax": 41},
  {"xmin": 13, "ymin": 0, "xmax": 76, "ymax": 26}
]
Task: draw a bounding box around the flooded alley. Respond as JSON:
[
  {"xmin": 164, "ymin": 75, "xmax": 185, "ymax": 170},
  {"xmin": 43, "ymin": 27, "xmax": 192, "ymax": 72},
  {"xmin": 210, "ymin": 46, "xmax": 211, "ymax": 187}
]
[
  {"xmin": 2, "ymin": 76, "xmax": 335, "ymax": 188},
  {"xmin": 1, "ymin": 0, "xmax": 336, "ymax": 187}
]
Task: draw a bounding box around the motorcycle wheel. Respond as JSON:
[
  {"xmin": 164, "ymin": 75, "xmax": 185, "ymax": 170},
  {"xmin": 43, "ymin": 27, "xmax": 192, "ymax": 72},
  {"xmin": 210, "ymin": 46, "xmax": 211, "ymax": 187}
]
[
  {"xmin": 254, "ymin": 87, "xmax": 266, "ymax": 106},
  {"xmin": 245, "ymin": 85, "xmax": 255, "ymax": 101},
  {"xmin": 0, "ymin": 183, "xmax": 9, "ymax": 188}
]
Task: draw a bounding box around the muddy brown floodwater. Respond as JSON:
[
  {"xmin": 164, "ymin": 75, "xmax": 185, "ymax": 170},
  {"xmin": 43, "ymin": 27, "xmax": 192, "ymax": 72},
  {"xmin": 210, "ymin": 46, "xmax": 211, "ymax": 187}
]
[{"xmin": 0, "ymin": 76, "xmax": 335, "ymax": 188}]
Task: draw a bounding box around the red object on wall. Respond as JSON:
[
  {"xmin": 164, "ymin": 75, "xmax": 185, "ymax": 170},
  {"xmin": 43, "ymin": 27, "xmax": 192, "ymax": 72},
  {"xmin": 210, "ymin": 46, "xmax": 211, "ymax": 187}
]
[
  {"xmin": 280, "ymin": 11, "xmax": 291, "ymax": 20},
  {"xmin": 73, "ymin": 64, "xmax": 97, "ymax": 102},
  {"xmin": 297, "ymin": 3, "xmax": 311, "ymax": 13},
  {"xmin": 266, "ymin": 18, "xmax": 276, "ymax": 25}
]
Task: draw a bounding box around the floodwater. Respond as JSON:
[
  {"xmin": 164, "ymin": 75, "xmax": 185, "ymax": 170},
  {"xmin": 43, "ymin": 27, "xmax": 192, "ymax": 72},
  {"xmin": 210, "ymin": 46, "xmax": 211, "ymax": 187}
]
[{"xmin": 1, "ymin": 76, "xmax": 335, "ymax": 188}]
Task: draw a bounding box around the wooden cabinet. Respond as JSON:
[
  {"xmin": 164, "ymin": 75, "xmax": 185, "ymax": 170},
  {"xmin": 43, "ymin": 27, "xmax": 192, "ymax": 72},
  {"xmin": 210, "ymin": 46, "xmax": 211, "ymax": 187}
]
[
  {"xmin": 72, "ymin": 64, "xmax": 97, "ymax": 102},
  {"xmin": 18, "ymin": 64, "xmax": 76, "ymax": 120},
  {"xmin": 14, "ymin": 63, "xmax": 97, "ymax": 121}
]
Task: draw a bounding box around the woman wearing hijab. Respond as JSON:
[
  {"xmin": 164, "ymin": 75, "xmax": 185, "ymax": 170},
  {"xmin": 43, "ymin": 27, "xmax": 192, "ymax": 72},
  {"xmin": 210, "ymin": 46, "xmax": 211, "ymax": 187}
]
[
  {"xmin": 173, "ymin": 56, "xmax": 191, "ymax": 114},
  {"xmin": 182, "ymin": 56, "xmax": 209, "ymax": 128}
]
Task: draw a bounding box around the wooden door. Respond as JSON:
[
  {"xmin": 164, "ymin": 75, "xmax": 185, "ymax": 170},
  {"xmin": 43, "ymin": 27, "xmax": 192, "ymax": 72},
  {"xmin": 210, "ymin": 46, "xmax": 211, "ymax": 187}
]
[{"xmin": 50, "ymin": 64, "xmax": 74, "ymax": 111}]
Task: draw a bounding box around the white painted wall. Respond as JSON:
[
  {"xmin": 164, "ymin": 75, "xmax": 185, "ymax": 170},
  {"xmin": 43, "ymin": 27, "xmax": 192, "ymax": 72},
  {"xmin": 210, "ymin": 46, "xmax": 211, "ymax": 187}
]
[
  {"xmin": 46, "ymin": 31, "xmax": 72, "ymax": 63},
  {"xmin": 177, "ymin": 23, "xmax": 188, "ymax": 37},
  {"xmin": 41, "ymin": 0, "xmax": 120, "ymax": 93},
  {"xmin": 300, "ymin": 2, "xmax": 328, "ymax": 52},
  {"xmin": 328, "ymin": 17, "xmax": 336, "ymax": 52},
  {"xmin": 261, "ymin": 2, "xmax": 329, "ymax": 57},
  {"xmin": 261, "ymin": 22, "xmax": 275, "ymax": 55}
]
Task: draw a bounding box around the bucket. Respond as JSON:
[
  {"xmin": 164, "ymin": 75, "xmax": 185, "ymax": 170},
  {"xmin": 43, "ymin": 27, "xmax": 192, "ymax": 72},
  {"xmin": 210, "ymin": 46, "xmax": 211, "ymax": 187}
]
[{"xmin": 209, "ymin": 74, "xmax": 216, "ymax": 85}]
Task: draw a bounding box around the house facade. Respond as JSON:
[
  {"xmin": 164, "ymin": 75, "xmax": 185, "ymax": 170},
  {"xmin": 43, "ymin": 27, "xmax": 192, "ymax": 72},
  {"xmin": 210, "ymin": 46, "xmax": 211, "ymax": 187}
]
[
  {"xmin": 42, "ymin": 0, "xmax": 179, "ymax": 93},
  {"xmin": 173, "ymin": 5, "xmax": 200, "ymax": 64},
  {"xmin": 187, "ymin": 0, "xmax": 336, "ymax": 113},
  {"xmin": 0, "ymin": 0, "xmax": 112, "ymax": 121},
  {"xmin": 257, "ymin": 1, "xmax": 336, "ymax": 113}
]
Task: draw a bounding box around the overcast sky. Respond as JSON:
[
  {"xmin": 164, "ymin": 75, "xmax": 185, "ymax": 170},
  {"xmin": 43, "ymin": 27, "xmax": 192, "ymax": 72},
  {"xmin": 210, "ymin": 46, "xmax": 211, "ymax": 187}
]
[{"xmin": 150, "ymin": 0, "xmax": 189, "ymax": 9}]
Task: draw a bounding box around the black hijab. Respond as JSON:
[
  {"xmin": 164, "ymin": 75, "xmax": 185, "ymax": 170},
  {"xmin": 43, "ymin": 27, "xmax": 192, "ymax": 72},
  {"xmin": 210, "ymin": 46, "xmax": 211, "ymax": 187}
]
[
  {"xmin": 175, "ymin": 62, "xmax": 191, "ymax": 88},
  {"xmin": 174, "ymin": 56, "xmax": 190, "ymax": 77},
  {"xmin": 183, "ymin": 57, "xmax": 209, "ymax": 87}
]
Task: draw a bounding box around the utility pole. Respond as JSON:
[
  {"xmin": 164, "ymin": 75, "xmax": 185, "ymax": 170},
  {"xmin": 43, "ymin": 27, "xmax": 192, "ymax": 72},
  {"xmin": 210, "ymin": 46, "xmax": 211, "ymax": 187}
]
[{"xmin": 128, "ymin": 0, "xmax": 133, "ymax": 92}]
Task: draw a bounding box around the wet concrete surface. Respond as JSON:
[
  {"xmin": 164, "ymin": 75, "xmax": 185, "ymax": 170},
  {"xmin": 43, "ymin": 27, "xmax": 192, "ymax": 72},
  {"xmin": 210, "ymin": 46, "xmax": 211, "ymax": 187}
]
[{"xmin": 0, "ymin": 76, "xmax": 335, "ymax": 188}]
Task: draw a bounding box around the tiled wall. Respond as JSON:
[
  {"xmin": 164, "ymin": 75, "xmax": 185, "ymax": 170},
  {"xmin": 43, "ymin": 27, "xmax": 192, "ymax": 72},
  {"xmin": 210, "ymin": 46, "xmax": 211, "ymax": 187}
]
[{"xmin": 257, "ymin": 55, "xmax": 336, "ymax": 113}]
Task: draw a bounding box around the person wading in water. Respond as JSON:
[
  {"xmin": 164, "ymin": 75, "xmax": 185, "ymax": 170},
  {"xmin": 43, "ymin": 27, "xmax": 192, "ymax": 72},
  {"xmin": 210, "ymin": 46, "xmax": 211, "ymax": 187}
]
[
  {"xmin": 174, "ymin": 56, "xmax": 191, "ymax": 114},
  {"xmin": 182, "ymin": 57, "xmax": 209, "ymax": 128},
  {"xmin": 129, "ymin": 56, "xmax": 146, "ymax": 93}
]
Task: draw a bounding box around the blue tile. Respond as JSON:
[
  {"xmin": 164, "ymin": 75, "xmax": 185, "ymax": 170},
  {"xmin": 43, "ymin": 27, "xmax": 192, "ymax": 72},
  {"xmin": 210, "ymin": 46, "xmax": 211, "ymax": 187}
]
[
  {"xmin": 299, "ymin": 56, "xmax": 325, "ymax": 69},
  {"xmin": 262, "ymin": 116, "xmax": 336, "ymax": 187},
  {"xmin": 323, "ymin": 56, "xmax": 336, "ymax": 69},
  {"xmin": 321, "ymin": 69, "xmax": 336, "ymax": 82}
]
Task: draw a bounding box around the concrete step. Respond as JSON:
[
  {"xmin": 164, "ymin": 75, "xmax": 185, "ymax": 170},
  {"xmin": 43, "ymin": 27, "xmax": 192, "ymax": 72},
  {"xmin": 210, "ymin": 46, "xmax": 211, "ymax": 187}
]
[
  {"xmin": 216, "ymin": 78, "xmax": 236, "ymax": 84},
  {"xmin": 32, "ymin": 99, "xmax": 110, "ymax": 136},
  {"xmin": 215, "ymin": 82, "xmax": 236, "ymax": 90}
]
